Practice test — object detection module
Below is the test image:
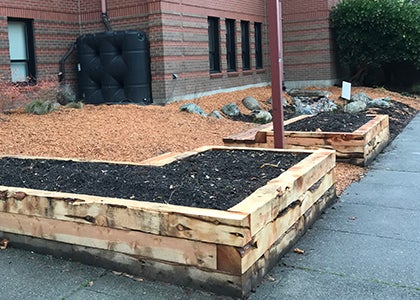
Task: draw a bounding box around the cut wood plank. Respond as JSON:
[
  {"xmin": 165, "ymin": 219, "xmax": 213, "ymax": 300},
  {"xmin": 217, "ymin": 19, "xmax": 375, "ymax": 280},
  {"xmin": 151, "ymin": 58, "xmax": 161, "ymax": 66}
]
[
  {"xmin": 0, "ymin": 211, "xmax": 217, "ymax": 269},
  {"xmin": 224, "ymin": 115, "xmax": 390, "ymax": 166},
  {"xmin": 0, "ymin": 186, "xmax": 251, "ymax": 247},
  {"xmin": 223, "ymin": 124, "xmax": 271, "ymax": 144},
  {"xmin": 218, "ymin": 170, "xmax": 335, "ymax": 275},
  {"xmin": 240, "ymin": 185, "xmax": 336, "ymax": 295},
  {"xmin": 0, "ymin": 146, "xmax": 337, "ymax": 298},
  {"xmin": 229, "ymin": 149, "xmax": 335, "ymax": 235},
  {"xmin": 1, "ymin": 232, "xmax": 245, "ymax": 298}
]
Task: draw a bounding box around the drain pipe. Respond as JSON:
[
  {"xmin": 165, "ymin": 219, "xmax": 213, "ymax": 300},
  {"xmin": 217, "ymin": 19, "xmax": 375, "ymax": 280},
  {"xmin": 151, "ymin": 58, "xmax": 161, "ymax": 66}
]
[
  {"xmin": 101, "ymin": 0, "xmax": 112, "ymax": 31},
  {"xmin": 58, "ymin": 42, "xmax": 77, "ymax": 82}
]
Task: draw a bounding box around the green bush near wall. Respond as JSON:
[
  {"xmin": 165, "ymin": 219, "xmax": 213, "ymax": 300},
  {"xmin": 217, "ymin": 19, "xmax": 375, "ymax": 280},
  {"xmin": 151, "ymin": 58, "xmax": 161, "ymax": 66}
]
[{"xmin": 331, "ymin": 0, "xmax": 420, "ymax": 87}]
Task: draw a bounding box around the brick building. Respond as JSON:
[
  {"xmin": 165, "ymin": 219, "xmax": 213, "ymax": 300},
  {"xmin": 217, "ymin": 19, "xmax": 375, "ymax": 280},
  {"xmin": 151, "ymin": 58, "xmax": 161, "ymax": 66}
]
[{"xmin": 1, "ymin": 0, "xmax": 340, "ymax": 104}]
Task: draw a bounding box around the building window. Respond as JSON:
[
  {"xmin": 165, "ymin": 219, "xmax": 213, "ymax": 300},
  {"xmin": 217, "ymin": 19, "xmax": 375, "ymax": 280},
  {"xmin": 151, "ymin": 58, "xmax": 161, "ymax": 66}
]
[
  {"xmin": 225, "ymin": 19, "xmax": 236, "ymax": 72},
  {"xmin": 254, "ymin": 22, "xmax": 263, "ymax": 69},
  {"xmin": 241, "ymin": 21, "xmax": 250, "ymax": 70},
  {"xmin": 208, "ymin": 17, "xmax": 221, "ymax": 73},
  {"xmin": 7, "ymin": 18, "xmax": 36, "ymax": 82}
]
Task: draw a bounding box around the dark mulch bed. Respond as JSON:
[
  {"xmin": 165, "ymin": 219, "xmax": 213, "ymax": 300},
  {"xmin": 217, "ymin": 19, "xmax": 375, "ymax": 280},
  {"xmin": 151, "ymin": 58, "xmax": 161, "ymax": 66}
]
[
  {"xmin": 281, "ymin": 100, "xmax": 417, "ymax": 139},
  {"xmin": 0, "ymin": 150, "xmax": 307, "ymax": 211},
  {"xmin": 284, "ymin": 112, "xmax": 373, "ymax": 133},
  {"xmin": 366, "ymin": 100, "xmax": 418, "ymax": 140}
]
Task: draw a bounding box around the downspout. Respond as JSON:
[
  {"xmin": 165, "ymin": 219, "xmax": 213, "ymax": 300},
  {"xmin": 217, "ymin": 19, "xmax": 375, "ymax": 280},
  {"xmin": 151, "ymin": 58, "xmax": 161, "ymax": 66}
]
[
  {"xmin": 101, "ymin": 0, "xmax": 112, "ymax": 31},
  {"xmin": 58, "ymin": 42, "xmax": 76, "ymax": 82}
]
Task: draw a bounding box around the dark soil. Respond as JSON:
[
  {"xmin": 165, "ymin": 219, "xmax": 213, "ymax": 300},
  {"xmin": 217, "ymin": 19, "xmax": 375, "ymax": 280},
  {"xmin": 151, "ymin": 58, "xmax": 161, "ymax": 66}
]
[
  {"xmin": 283, "ymin": 100, "xmax": 417, "ymax": 139},
  {"xmin": 366, "ymin": 100, "xmax": 418, "ymax": 140},
  {"xmin": 0, "ymin": 150, "xmax": 307, "ymax": 211},
  {"xmin": 284, "ymin": 112, "xmax": 373, "ymax": 132}
]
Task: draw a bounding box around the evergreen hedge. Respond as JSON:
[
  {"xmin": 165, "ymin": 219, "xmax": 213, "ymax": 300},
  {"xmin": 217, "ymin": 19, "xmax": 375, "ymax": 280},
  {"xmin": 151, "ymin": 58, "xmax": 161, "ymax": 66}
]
[{"xmin": 331, "ymin": 0, "xmax": 420, "ymax": 86}]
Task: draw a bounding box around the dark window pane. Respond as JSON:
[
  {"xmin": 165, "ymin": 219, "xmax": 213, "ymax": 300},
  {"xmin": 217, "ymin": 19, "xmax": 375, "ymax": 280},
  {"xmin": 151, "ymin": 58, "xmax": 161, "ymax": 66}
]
[
  {"xmin": 241, "ymin": 21, "xmax": 250, "ymax": 70},
  {"xmin": 255, "ymin": 22, "xmax": 263, "ymax": 69},
  {"xmin": 208, "ymin": 17, "xmax": 221, "ymax": 73},
  {"xmin": 225, "ymin": 19, "xmax": 236, "ymax": 72},
  {"xmin": 7, "ymin": 18, "xmax": 36, "ymax": 82}
]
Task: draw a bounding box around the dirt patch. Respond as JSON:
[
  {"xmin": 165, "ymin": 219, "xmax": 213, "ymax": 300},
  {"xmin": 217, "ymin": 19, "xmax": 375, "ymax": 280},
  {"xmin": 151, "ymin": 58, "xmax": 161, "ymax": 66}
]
[
  {"xmin": 0, "ymin": 150, "xmax": 307, "ymax": 210},
  {"xmin": 284, "ymin": 112, "xmax": 373, "ymax": 132},
  {"xmin": 0, "ymin": 85, "xmax": 418, "ymax": 196}
]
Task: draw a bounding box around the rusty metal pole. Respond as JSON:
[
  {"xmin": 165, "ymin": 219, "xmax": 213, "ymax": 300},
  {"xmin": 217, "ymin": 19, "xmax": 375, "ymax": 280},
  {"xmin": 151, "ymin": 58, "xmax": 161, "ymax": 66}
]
[{"xmin": 267, "ymin": 0, "xmax": 285, "ymax": 148}]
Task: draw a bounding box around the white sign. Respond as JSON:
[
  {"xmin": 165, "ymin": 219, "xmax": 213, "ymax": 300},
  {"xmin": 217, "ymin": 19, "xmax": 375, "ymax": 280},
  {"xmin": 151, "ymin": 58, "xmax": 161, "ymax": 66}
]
[{"xmin": 341, "ymin": 81, "xmax": 351, "ymax": 100}]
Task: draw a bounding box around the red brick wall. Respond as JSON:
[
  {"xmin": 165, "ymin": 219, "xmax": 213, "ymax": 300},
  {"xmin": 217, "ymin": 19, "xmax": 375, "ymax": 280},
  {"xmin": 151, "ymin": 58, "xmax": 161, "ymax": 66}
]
[
  {"xmin": 0, "ymin": 0, "xmax": 340, "ymax": 103},
  {"xmin": 93, "ymin": 0, "xmax": 269, "ymax": 103},
  {"xmin": 0, "ymin": 1, "xmax": 80, "ymax": 82},
  {"xmin": 282, "ymin": 0, "xmax": 339, "ymax": 86},
  {"xmin": 154, "ymin": 0, "xmax": 269, "ymax": 103}
]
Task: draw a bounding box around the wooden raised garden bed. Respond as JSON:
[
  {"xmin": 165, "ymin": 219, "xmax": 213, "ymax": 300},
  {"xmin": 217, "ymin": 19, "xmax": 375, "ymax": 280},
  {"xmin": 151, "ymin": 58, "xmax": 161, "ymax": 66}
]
[
  {"xmin": 223, "ymin": 114, "xmax": 390, "ymax": 166},
  {"xmin": 0, "ymin": 146, "xmax": 336, "ymax": 298}
]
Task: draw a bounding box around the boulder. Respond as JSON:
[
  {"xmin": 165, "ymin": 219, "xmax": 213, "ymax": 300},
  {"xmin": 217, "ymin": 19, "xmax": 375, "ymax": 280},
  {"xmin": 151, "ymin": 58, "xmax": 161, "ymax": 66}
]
[
  {"xmin": 367, "ymin": 98, "xmax": 391, "ymax": 108},
  {"xmin": 287, "ymin": 89, "xmax": 331, "ymax": 98},
  {"xmin": 267, "ymin": 97, "xmax": 288, "ymax": 107},
  {"xmin": 208, "ymin": 110, "xmax": 223, "ymax": 119},
  {"xmin": 350, "ymin": 92, "xmax": 371, "ymax": 103},
  {"xmin": 344, "ymin": 101, "xmax": 367, "ymax": 113},
  {"xmin": 221, "ymin": 103, "xmax": 241, "ymax": 117},
  {"xmin": 242, "ymin": 96, "xmax": 261, "ymax": 111},
  {"xmin": 179, "ymin": 103, "xmax": 207, "ymax": 116},
  {"xmin": 293, "ymin": 97, "xmax": 337, "ymax": 115},
  {"xmin": 250, "ymin": 110, "xmax": 272, "ymax": 124}
]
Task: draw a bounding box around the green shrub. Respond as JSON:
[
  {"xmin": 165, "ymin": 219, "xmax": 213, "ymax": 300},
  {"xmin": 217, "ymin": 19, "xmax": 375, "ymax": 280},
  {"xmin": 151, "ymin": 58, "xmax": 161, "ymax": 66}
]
[
  {"xmin": 57, "ymin": 83, "xmax": 77, "ymax": 105},
  {"xmin": 24, "ymin": 99, "xmax": 56, "ymax": 115},
  {"xmin": 411, "ymin": 83, "xmax": 420, "ymax": 95},
  {"xmin": 331, "ymin": 0, "xmax": 420, "ymax": 85},
  {"xmin": 65, "ymin": 101, "xmax": 84, "ymax": 109}
]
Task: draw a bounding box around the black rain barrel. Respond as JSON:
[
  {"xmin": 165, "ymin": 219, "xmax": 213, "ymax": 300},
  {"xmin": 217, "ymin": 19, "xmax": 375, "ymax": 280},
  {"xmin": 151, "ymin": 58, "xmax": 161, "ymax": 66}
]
[{"xmin": 77, "ymin": 30, "xmax": 152, "ymax": 104}]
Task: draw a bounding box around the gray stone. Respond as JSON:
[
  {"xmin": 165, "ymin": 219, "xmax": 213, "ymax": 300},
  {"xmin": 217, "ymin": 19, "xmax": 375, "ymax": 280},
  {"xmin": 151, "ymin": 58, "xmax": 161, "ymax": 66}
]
[
  {"xmin": 179, "ymin": 103, "xmax": 207, "ymax": 116},
  {"xmin": 367, "ymin": 98, "xmax": 391, "ymax": 108},
  {"xmin": 294, "ymin": 98, "xmax": 313, "ymax": 115},
  {"xmin": 207, "ymin": 110, "xmax": 223, "ymax": 119},
  {"xmin": 350, "ymin": 92, "xmax": 371, "ymax": 103},
  {"xmin": 221, "ymin": 103, "xmax": 241, "ymax": 117},
  {"xmin": 343, "ymin": 101, "xmax": 366, "ymax": 113},
  {"xmin": 242, "ymin": 96, "xmax": 261, "ymax": 111},
  {"xmin": 293, "ymin": 97, "xmax": 337, "ymax": 115},
  {"xmin": 268, "ymin": 97, "xmax": 288, "ymax": 107},
  {"xmin": 250, "ymin": 110, "xmax": 272, "ymax": 124},
  {"xmin": 287, "ymin": 89, "xmax": 331, "ymax": 98}
]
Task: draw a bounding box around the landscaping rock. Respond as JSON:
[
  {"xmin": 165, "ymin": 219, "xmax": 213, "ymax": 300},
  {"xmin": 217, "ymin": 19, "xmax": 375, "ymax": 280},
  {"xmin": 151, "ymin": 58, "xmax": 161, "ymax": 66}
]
[
  {"xmin": 221, "ymin": 103, "xmax": 241, "ymax": 117},
  {"xmin": 250, "ymin": 110, "xmax": 272, "ymax": 124},
  {"xmin": 287, "ymin": 89, "xmax": 331, "ymax": 98},
  {"xmin": 267, "ymin": 97, "xmax": 288, "ymax": 107},
  {"xmin": 344, "ymin": 101, "xmax": 367, "ymax": 113},
  {"xmin": 294, "ymin": 97, "xmax": 337, "ymax": 115},
  {"xmin": 367, "ymin": 98, "xmax": 391, "ymax": 108},
  {"xmin": 242, "ymin": 96, "xmax": 261, "ymax": 111},
  {"xmin": 208, "ymin": 110, "xmax": 223, "ymax": 119},
  {"xmin": 179, "ymin": 103, "xmax": 207, "ymax": 116},
  {"xmin": 350, "ymin": 92, "xmax": 371, "ymax": 103}
]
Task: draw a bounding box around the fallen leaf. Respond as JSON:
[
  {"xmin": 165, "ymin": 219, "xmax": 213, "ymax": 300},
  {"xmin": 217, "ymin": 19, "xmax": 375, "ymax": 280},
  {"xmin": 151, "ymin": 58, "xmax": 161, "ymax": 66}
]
[
  {"xmin": 0, "ymin": 239, "xmax": 9, "ymax": 250},
  {"xmin": 133, "ymin": 277, "xmax": 144, "ymax": 282},
  {"xmin": 294, "ymin": 247, "xmax": 305, "ymax": 255},
  {"xmin": 265, "ymin": 274, "xmax": 276, "ymax": 282}
]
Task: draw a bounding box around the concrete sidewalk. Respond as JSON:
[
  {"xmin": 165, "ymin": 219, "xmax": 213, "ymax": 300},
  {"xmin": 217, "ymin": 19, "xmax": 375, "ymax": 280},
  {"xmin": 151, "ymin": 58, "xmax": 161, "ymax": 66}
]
[{"xmin": 1, "ymin": 115, "xmax": 420, "ymax": 299}]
